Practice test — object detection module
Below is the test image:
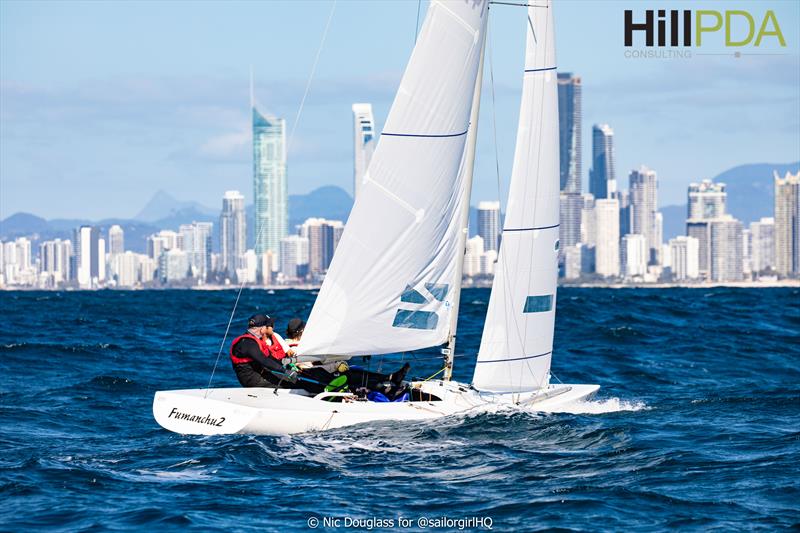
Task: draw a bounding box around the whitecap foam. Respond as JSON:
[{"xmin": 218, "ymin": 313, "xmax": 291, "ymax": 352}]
[{"xmin": 545, "ymin": 397, "xmax": 649, "ymax": 414}]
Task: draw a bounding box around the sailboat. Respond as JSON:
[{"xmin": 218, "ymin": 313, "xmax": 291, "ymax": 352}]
[{"xmin": 153, "ymin": 0, "xmax": 599, "ymax": 436}]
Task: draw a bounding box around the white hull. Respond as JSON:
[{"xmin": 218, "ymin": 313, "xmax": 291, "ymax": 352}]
[{"xmin": 152, "ymin": 380, "xmax": 600, "ymax": 436}]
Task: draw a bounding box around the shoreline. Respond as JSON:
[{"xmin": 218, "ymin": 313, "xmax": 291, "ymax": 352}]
[{"xmin": 2, "ymin": 280, "xmax": 799, "ymax": 291}]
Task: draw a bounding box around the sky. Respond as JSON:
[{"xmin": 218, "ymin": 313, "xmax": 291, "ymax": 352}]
[{"xmin": 1, "ymin": 0, "xmax": 798, "ymax": 220}]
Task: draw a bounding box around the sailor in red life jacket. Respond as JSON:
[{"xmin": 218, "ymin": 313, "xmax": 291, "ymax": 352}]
[{"xmin": 230, "ymin": 314, "xmax": 297, "ymax": 388}]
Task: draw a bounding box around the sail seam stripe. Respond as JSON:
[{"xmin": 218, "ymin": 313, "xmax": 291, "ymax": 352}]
[
  {"xmin": 477, "ymin": 351, "xmax": 552, "ymax": 363},
  {"xmin": 524, "ymin": 66, "xmax": 556, "ymax": 72},
  {"xmin": 381, "ymin": 130, "xmax": 468, "ymax": 138},
  {"xmin": 502, "ymin": 224, "xmax": 559, "ymax": 232}
]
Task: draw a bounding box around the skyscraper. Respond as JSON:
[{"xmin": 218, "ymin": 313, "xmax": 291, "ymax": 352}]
[
  {"xmin": 477, "ymin": 201, "xmax": 501, "ymax": 252},
  {"xmin": 590, "ymin": 124, "xmax": 615, "ymax": 199},
  {"xmin": 686, "ymin": 179, "xmax": 728, "ymax": 279},
  {"xmin": 299, "ymin": 218, "xmax": 344, "ymax": 275},
  {"xmin": 253, "ymin": 107, "xmax": 287, "ymax": 259},
  {"xmin": 72, "ymin": 226, "xmax": 104, "ymax": 288},
  {"xmin": 774, "ymin": 170, "xmax": 799, "ymax": 277},
  {"xmin": 352, "ymin": 103, "xmax": 376, "ymax": 200},
  {"xmin": 629, "ymin": 166, "xmax": 660, "ymax": 264},
  {"xmin": 559, "ymin": 192, "xmax": 583, "ymax": 262},
  {"xmin": 557, "ymin": 73, "xmax": 581, "ymax": 193},
  {"xmin": 108, "ymin": 225, "xmax": 124, "ymax": 255},
  {"xmin": 621, "ymin": 233, "xmax": 647, "ymax": 278},
  {"xmin": 750, "ymin": 217, "xmax": 775, "ymax": 273},
  {"xmin": 279, "ymin": 235, "xmax": 310, "ymax": 281},
  {"xmin": 688, "ymin": 180, "xmax": 726, "ymax": 220},
  {"xmin": 668, "ymin": 236, "xmax": 700, "ymax": 280},
  {"xmin": 220, "ymin": 190, "xmax": 246, "ymax": 277},
  {"xmin": 594, "ymin": 198, "xmax": 620, "ymax": 277},
  {"xmin": 179, "ymin": 222, "xmax": 213, "ymax": 282},
  {"xmin": 709, "ymin": 216, "xmax": 743, "ymax": 282}
]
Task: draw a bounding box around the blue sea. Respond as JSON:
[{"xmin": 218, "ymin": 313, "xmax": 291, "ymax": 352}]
[{"xmin": 1, "ymin": 288, "xmax": 798, "ymax": 531}]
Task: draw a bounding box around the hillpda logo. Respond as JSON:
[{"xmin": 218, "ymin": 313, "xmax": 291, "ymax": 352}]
[{"xmin": 623, "ymin": 8, "xmax": 787, "ymax": 59}]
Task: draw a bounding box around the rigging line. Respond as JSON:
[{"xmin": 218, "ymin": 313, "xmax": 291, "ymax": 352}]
[
  {"xmin": 286, "ymin": 0, "xmax": 337, "ymax": 154},
  {"xmin": 490, "ymin": 1, "xmax": 548, "ymax": 7},
  {"xmin": 414, "ymin": 0, "xmax": 422, "ymax": 44},
  {"xmin": 204, "ymin": 0, "xmax": 337, "ymax": 398},
  {"xmin": 488, "ymin": 19, "xmax": 518, "ymax": 391}
]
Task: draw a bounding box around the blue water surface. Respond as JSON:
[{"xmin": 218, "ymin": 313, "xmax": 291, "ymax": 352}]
[{"xmin": 1, "ymin": 288, "xmax": 798, "ymax": 531}]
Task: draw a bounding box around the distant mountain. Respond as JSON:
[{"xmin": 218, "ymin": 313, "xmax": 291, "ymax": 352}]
[
  {"xmin": 288, "ymin": 185, "xmax": 354, "ymax": 229},
  {"xmin": 660, "ymin": 162, "xmax": 798, "ymax": 240},
  {"xmin": 135, "ymin": 190, "xmax": 217, "ymax": 222}
]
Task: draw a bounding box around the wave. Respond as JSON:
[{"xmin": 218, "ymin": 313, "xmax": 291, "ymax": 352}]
[{"xmin": 546, "ymin": 397, "xmax": 649, "ymax": 414}]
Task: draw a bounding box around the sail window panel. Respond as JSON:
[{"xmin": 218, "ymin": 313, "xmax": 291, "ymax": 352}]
[
  {"xmin": 400, "ymin": 286, "xmax": 428, "ymax": 304},
  {"xmin": 523, "ymin": 295, "xmax": 553, "ymax": 313},
  {"xmin": 392, "ymin": 309, "xmax": 439, "ymax": 330},
  {"xmin": 424, "ymin": 283, "xmax": 449, "ymax": 302}
]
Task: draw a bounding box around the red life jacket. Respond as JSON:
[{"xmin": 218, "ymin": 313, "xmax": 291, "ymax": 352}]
[
  {"xmin": 265, "ymin": 334, "xmax": 287, "ymax": 360},
  {"xmin": 229, "ymin": 333, "xmax": 269, "ymax": 365},
  {"xmin": 229, "ymin": 332, "xmax": 287, "ymax": 365}
]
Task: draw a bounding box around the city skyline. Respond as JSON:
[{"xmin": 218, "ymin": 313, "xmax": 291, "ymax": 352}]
[{"xmin": 1, "ymin": 1, "xmax": 798, "ymax": 220}]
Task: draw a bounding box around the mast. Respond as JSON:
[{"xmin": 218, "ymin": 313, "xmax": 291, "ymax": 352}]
[{"xmin": 444, "ymin": 29, "xmax": 488, "ymax": 381}]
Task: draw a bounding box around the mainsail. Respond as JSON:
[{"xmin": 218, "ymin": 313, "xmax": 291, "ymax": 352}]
[
  {"xmin": 299, "ymin": 0, "xmax": 489, "ymax": 358},
  {"xmin": 472, "ymin": 1, "xmax": 559, "ymax": 392}
]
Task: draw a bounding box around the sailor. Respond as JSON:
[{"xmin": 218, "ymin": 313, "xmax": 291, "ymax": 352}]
[
  {"xmin": 230, "ymin": 314, "xmax": 298, "ymax": 388},
  {"xmin": 283, "ymin": 317, "xmax": 410, "ymax": 396}
]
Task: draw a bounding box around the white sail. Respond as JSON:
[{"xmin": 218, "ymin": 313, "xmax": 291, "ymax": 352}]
[
  {"xmin": 472, "ymin": 1, "xmax": 559, "ymax": 393},
  {"xmin": 299, "ymin": 0, "xmax": 489, "ymax": 358}
]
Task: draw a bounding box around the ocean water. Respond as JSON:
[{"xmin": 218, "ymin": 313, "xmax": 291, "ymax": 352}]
[{"xmin": 1, "ymin": 288, "xmax": 798, "ymax": 531}]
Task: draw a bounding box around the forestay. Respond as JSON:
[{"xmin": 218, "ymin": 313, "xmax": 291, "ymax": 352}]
[
  {"xmin": 299, "ymin": 0, "xmax": 489, "ymax": 358},
  {"xmin": 472, "ymin": 1, "xmax": 559, "ymax": 392}
]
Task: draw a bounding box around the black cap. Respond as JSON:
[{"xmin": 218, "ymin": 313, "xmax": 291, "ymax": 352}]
[
  {"xmin": 248, "ymin": 314, "xmax": 274, "ymax": 328},
  {"xmin": 286, "ymin": 318, "xmax": 306, "ymax": 338}
]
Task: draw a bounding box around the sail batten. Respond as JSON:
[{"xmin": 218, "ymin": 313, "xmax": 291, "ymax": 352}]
[
  {"xmin": 472, "ymin": 0, "xmax": 559, "ymax": 393},
  {"xmin": 299, "ymin": 1, "xmax": 489, "ymax": 359}
]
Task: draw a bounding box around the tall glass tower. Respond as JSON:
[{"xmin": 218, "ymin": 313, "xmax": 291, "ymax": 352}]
[
  {"xmin": 352, "ymin": 103, "xmax": 376, "ymax": 200},
  {"xmin": 252, "ymin": 107, "xmax": 287, "ymax": 259},
  {"xmin": 557, "ymin": 73, "xmax": 581, "ymax": 193},
  {"xmin": 590, "ymin": 124, "xmax": 615, "ymax": 199}
]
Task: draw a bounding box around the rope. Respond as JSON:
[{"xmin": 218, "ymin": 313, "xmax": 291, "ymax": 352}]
[
  {"xmin": 422, "ymin": 367, "xmax": 446, "ymax": 383},
  {"xmin": 204, "ymin": 1, "xmax": 337, "ymax": 397},
  {"xmin": 286, "ymin": 0, "xmax": 337, "ymax": 154}
]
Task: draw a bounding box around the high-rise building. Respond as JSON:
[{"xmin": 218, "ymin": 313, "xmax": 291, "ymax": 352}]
[
  {"xmin": 616, "ymin": 189, "xmax": 631, "ymax": 237},
  {"xmin": 220, "ymin": 190, "xmax": 246, "ymax": 278},
  {"xmin": 179, "ymin": 222, "xmax": 213, "ymax": 282},
  {"xmin": 352, "ymin": 103, "xmax": 376, "ymax": 200},
  {"xmin": 589, "ymin": 124, "xmax": 615, "ymax": 199},
  {"xmin": 299, "ymin": 218, "xmax": 344, "ymax": 275},
  {"xmin": 477, "ymin": 201, "xmax": 501, "ymax": 252},
  {"xmin": 557, "ymin": 72, "xmax": 581, "ymax": 193},
  {"xmin": 668, "ymin": 236, "xmax": 700, "ymax": 280},
  {"xmin": 629, "ymin": 166, "xmax": 661, "ymax": 264},
  {"xmin": 147, "ymin": 230, "xmax": 181, "ymax": 262},
  {"xmin": 72, "ymin": 226, "xmax": 104, "ymax": 288},
  {"xmin": 688, "ymin": 180, "xmax": 726, "ymax": 220},
  {"xmin": 594, "ymin": 198, "xmax": 620, "ymax": 277},
  {"xmin": 159, "ymin": 249, "xmax": 189, "ymax": 283},
  {"xmin": 621, "ymin": 234, "xmax": 648, "ymax": 278},
  {"xmin": 774, "ymin": 170, "xmax": 800, "ymax": 277},
  {"xmin": 580, "ymin": 193, "xmax": 596, "ymax": 246},
  {"xmin": 463, "ymin": 235, "xmax": 484, "ymax": 277},
  {"xmin": 686, "ymin": 180, "xmax": 728, "ymax": 279},
  {"xmin": 253, "ymin": 107, "xmax": 287, "ymax": 259},
  {"xmin": 279, "ymin": 235, "xmax": 310, "ymax": 281},
  {"xmin": 559, "ymin": 192, "xmax": 583, "ymax": 263},
  {"xmin": 39, "ymin": 239, "xmax": 72, "ymax": 285},
  {"xmin": 750, "ymin": 217, "xmax": 775, "ymax": 273},
  {"xmin": 709, "ymin": 216, "xmax": 743, "ymax": 282},
  {"xmin": 107, "ymin": 225, "xmax": 124, "ymax": 256},
  {"xmin": 112, "ymin": 251, "xmax": 140, "ymax": 287}
]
